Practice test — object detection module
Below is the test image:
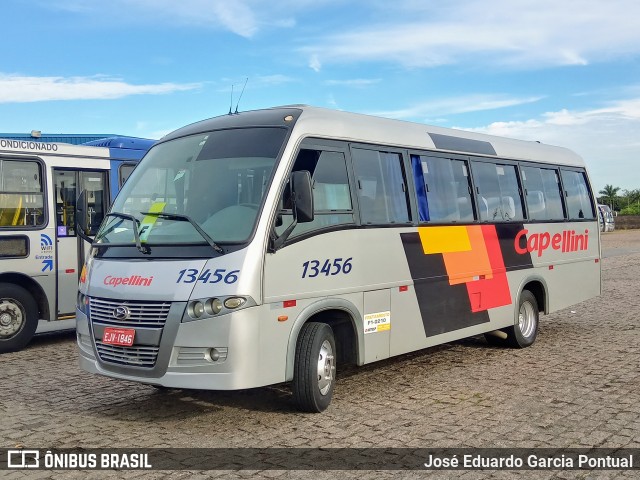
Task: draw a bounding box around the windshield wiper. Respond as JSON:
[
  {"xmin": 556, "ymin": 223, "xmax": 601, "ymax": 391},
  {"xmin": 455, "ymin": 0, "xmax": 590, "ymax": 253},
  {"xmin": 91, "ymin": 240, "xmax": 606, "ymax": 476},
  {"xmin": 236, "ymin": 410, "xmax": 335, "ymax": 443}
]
[
  {"xmin": 101, "ymin": 212, "xmax": 149, "ymax": 254},
  {"xmin": 140, "ymin": 212, "xmax": 224, "ymax": 254}
]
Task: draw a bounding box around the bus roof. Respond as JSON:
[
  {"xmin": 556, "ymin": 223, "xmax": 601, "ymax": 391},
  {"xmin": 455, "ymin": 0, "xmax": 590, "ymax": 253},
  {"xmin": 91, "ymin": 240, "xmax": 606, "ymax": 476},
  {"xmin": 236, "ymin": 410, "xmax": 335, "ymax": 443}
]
[
  {"xmin": 0, "ymin": 137, "xmax": 110, "ymax": 159},
  {"xmin": 161, "ymin": 105, "xmax": 585, "ymax": 168},
  {"xmin": 82, "ymin": 136, "xmax": 155, "ymax": 150},
  {"xmin": 82, "ymin": 136, "xmax": 155, "ymax": 162}
]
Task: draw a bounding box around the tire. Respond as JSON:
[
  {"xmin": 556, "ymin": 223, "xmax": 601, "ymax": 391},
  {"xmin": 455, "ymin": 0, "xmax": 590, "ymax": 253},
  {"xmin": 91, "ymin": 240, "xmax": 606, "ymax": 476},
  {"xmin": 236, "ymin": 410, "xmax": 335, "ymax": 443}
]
[
  {"xmin": 0, "ymin": 283, "xmax": 39, "ymax": 354},
  {"xmin": 484, "ymin": 290, "xmax": 539, "ymax": 348},
  {"xmin": 505, "ymin": 290, "xmax": 539, "ymax": 348},
  {"xmin": 292, "ymin": 322, "xmax": 336, "ymax": 413}
]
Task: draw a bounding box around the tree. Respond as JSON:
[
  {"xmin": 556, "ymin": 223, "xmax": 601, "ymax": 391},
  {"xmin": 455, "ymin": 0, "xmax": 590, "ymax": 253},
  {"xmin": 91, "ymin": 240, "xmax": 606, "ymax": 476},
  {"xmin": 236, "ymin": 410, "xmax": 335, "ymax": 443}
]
[{"xmin": 598, "ymin": 184, "xmax": 620, "ymax": 210}]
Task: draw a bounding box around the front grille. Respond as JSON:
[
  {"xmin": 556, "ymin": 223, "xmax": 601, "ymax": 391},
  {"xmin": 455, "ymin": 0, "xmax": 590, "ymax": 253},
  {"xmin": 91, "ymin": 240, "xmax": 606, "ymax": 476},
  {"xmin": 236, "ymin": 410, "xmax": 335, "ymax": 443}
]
[
  {"xmin": 95, "ymin": 341, "xmax": 159, "ymax": 367},
  {"xmin": 89, "ymin": 297, "xmax": 172, "ymax": 368},
  {"xmin": 89, "ymin": 297, "xmax": 171, "ymax": 327}
]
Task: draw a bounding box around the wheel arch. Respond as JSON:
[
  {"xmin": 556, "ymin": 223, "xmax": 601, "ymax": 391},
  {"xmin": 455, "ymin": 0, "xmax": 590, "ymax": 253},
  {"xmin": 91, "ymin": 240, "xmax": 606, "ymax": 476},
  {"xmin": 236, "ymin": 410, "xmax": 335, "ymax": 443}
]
[
  {"xmin": 0, "ymin": 272, "xmax": 50, "ymax": 321},
  {"xmin": 285, "ymin": 298, "xmax": 363, "ymax": 382},
  {"xmin": 517, "ymin": 275, "xmax": 548, "ymax": 315}
]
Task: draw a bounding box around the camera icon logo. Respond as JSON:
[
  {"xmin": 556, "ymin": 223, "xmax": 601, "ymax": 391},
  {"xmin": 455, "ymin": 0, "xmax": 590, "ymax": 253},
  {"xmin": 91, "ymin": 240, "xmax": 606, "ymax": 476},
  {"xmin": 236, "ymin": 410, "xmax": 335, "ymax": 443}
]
[{"xmin": 7, "ymin": 450, "xmax": 40, "ymax": 469}]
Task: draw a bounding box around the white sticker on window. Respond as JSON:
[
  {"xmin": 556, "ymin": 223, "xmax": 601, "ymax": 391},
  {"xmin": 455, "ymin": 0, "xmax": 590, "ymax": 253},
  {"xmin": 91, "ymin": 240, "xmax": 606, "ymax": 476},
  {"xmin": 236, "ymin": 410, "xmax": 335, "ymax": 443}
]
[
  {"xmin": 364, "ymin": 311, "xmax": 391, "ymax": 334},
  {"xmin": 421, "ymin": 160, "xmax": 429, "ymax": 174},
  {"xmin": 497, "ymin": 166, "xmax": 505, "ymax": 175},
  {"xmin": 462, "ymin": 164, "xmax": 468, "ymax": 176}
]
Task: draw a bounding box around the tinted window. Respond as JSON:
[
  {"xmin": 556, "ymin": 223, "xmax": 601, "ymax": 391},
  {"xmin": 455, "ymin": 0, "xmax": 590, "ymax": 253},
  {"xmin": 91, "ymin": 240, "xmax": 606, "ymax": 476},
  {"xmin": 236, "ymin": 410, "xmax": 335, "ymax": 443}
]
[
  {"xmin": 100, "ymin": 127, "xmax": 287, "ymax": 246},
  {"xmin": 352, "ymin": 148, "xmax": 410, "ymax": 224},
  {"xmin": 277, "ymin": 149, "xmax": 354, "ymax": 237},
  {"xmin": 0, "ymin": 235, "xmax": 28, "ymax": 257},
  {"xmin": 561, "ymin": 170, "xmax": 595, "ymax": 220},
  {"xmin": 472, "ymin": 162, "xmax": 524, "ymax": 222},
  {"xmin": 411, "ymin": 155, "xmax": 474, "ymax": 222},
  {"xmin": 119, "ymin": 163, "xmax": 136, "ymax": 188},
  {"xmin": 521, "ymin": 166, "xmax": 565, "ymax": 220},
  {"xmin": 0, "ymin": 160, "xmax": 45, "ymax": 228}
]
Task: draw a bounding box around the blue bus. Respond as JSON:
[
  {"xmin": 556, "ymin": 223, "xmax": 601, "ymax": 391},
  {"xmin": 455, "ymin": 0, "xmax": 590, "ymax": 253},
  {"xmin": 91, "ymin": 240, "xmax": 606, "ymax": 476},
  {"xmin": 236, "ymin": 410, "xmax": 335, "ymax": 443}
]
[{"xmin": 83, "ymin": 136, "xmax": 155, "ymax": 201}]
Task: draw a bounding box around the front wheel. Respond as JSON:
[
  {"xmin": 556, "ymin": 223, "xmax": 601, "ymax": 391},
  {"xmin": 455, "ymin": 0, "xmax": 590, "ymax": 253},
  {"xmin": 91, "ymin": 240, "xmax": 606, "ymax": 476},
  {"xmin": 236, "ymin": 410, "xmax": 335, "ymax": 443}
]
[
  {"xmin": 0, "ymin": 283, "xmax": 39, "ymax": 354},
  {"xmin": 292, "ymin": 322, "xmax": 336, "ymax": 413}
]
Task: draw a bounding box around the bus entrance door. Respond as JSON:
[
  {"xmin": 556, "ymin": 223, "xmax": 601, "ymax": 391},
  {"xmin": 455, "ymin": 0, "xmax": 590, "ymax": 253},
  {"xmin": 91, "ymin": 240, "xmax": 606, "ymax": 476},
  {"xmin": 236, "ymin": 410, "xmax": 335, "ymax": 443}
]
[{"xmin": 53, "ymin": 169, "xmax": 107, "ymax": 318}]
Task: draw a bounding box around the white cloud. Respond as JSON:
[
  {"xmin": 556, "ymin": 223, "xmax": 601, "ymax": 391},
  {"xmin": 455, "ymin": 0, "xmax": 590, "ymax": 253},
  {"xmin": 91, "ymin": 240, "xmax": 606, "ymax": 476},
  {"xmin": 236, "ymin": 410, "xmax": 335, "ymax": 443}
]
[
  {"xmin": 371, "ymin": 94, "xmax": 544, "ymax": 119},
  {"xmin": 303, "ymin": 0, "xmax": 640, "ymax": 69},
  {"xmin": 309, "ymin": 55, "xmax": 322, "ymax": 72},
  {"xmin": 0, "ymin": 74, "xmax": 201, "ymax": 103},
  {"xmin": 47, "ymin": 0, "xmax": 328, "ymax": 38},
  {"xmin": 461, "ymin": 97, "xmax": 640, "ymax": 191}
]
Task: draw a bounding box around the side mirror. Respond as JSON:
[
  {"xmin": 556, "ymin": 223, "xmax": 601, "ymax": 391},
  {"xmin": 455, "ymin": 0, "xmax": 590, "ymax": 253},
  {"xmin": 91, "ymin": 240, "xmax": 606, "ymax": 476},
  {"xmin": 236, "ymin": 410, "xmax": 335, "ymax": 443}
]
[
  {"xmin": 270, "ymin": 170, "xmax": 314, "ymax": 251},
  {"xmin": 291, "ymin": 170, "xmax": 314, "ymax": 223}
]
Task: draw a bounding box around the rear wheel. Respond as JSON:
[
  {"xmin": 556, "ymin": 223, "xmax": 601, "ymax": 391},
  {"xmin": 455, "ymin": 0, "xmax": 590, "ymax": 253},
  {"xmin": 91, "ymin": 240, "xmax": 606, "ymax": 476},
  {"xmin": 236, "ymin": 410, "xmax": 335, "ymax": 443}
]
[
  {"xmin": 484, "ymin": 290, "xmax": 539, "ymax": 348},
  {"xmin": 506, "ymin": 290, "xmax": 539, "ymax": 348},
  {"xmin": 0, "ymin": 283, "xmax": 39, "ymax": 354},
  {"xmin": 292, "ymin": 322, "xmax": 336, "ymax": 413}
]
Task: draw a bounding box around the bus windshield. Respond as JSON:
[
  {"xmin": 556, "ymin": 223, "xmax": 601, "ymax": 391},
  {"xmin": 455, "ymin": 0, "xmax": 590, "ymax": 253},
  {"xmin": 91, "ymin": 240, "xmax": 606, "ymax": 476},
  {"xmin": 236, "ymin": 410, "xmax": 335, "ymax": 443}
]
[{"xmin": 95, "ymin": 127, "xmax": 287, "ymax": 248}]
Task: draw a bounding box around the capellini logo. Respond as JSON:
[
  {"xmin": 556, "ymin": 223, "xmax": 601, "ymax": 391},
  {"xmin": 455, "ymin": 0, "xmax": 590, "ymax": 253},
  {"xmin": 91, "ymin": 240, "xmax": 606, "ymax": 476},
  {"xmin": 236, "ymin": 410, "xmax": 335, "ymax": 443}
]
[
  {"xmin": 515, "ymin": 229, "xmax": 589, "ymax": 257},
  {"xmin": 103, "ymin": 275, "xmax": 154, "ymax": 287}
]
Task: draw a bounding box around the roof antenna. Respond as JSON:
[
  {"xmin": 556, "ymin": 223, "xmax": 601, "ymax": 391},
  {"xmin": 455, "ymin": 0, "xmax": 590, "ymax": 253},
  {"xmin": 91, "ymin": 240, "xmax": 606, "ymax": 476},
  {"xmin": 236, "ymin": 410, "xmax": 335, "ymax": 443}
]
[
  {"xmin": 228, "ymin": 84, "xmax": 234, "ymax": 115},
  {"xmin": 234, "ymin": 77, "xmax": 248, "ymax": 114}
]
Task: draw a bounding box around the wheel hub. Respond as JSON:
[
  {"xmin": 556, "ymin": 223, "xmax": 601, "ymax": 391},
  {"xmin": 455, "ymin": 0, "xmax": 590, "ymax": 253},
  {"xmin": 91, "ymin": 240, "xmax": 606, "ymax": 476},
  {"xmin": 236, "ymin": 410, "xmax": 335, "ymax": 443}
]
[
  {"xmin": 519, "ymin": 301, "xmax": 536, "ymax": 338},
  {"xmin": 316, "ymin": 340, "xmax": 335, "ymax": 396},
  {"xmin": 0, "ymin": 300, "xmax": 24, "ymax": 337}
]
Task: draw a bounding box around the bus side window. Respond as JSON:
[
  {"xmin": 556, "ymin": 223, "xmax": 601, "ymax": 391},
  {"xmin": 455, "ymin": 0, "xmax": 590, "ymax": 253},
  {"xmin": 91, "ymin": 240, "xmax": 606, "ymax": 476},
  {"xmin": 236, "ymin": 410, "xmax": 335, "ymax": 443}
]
[
  {"xmin": 411, "ymin": 154, "xmax": 475, "ymax": 223},
  {"xmin": 0, "ymin": 160, "xmax": 45, "ymax": 228},
  {"xmin": 561, "ymin": 170, "xmax": 595, "ymax": 220},
  {"xmin": 521, "ymin": 166, "xmax": 565, "ymax": 220},
  {"xmin": 472, "ymin": 162, "xmax": 524, "ymax": 221},
  {"xmin": 352, "ymin": 148, "xmax": 410, "ymax": 225},
  {"xmin": 276, "ymin": 148, "xmax": 354, "ymax": 238}
]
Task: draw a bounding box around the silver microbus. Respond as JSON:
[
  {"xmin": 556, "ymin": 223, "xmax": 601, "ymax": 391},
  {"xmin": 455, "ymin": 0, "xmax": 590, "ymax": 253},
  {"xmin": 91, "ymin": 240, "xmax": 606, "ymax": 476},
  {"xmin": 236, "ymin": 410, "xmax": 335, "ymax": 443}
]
[{"xmin": 77, "ymin": 106, "xmax": 601, "ymax": 412}]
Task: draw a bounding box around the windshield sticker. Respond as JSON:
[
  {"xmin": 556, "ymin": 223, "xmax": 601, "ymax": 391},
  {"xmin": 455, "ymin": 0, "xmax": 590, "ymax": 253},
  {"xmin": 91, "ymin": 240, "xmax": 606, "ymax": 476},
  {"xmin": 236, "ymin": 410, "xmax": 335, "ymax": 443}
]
[{"xmin": 139, "ymin": 202, "xmax": 166, "ymax": 242}]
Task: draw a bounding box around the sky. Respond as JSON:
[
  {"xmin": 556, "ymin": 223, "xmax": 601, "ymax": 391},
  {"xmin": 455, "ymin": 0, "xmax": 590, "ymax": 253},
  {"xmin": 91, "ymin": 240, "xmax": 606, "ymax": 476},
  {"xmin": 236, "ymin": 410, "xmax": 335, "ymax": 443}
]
[{"xmin": 2, "ymin": 0, "xmax": 640, "ymax": 193}]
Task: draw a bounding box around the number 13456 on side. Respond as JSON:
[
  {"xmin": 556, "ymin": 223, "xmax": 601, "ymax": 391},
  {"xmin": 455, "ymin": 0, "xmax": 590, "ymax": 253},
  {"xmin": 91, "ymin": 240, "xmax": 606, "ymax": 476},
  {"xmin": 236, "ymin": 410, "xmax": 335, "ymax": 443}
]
[{"xmin": 301, "ymin": 257, "xmax": 353, "ymax": 278}]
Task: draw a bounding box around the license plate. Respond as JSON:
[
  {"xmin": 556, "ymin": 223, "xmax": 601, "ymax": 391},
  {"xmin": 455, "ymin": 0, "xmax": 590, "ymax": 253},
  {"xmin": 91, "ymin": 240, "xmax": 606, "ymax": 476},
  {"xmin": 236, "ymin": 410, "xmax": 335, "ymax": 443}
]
[{"xmin": 102, "ymin": 327, "xmax": 135, "ymax": 346}]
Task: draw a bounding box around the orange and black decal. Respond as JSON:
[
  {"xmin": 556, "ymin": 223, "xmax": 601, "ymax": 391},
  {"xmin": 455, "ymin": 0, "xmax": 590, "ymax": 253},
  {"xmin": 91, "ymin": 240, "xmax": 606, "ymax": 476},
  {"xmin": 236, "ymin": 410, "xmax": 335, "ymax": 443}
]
[{"xmin": 401, "ymin": 224, "xmax": 533, "ymax": 337}]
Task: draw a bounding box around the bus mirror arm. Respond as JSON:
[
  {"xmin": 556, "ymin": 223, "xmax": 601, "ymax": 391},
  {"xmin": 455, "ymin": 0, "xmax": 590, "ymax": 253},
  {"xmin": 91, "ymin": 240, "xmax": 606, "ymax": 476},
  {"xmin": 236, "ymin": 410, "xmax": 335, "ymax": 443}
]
[{"xmin": 271, "ymin": 171, "xmax": 314, "ymax": 251}]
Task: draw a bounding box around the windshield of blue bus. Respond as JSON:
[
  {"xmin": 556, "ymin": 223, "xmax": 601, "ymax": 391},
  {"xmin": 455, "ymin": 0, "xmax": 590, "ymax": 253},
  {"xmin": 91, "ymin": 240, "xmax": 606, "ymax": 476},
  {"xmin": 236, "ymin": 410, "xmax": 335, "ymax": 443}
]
[{"xmin": 95, "ymin": 127, "xmax": 287, "ymax": 247}]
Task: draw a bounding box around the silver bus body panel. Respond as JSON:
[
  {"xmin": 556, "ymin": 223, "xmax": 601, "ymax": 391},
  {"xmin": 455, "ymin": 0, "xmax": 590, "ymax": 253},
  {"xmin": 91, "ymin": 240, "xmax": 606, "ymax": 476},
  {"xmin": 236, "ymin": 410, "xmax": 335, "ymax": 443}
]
[{"xmin": 77, "ymin": 106, "xmax": 601, "ymax": 391}]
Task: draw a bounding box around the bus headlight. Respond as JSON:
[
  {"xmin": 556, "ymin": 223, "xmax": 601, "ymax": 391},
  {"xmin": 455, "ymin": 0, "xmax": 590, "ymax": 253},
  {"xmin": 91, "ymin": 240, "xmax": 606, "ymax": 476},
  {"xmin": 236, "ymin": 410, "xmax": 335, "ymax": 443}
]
[
  {"xmin": 205, "ymin": 298, "xmax": 223, "ymax": 315},
  {"xmin": 188, "ymin": 301, "xmax": 205, "ymax": 319},
  {"xmin": 182, "ymin": 295, "xmax": 255, "ymax": 322},
  {"xmin": 77, "ymin": 292, "xmax": 89, "ymax": 315}
]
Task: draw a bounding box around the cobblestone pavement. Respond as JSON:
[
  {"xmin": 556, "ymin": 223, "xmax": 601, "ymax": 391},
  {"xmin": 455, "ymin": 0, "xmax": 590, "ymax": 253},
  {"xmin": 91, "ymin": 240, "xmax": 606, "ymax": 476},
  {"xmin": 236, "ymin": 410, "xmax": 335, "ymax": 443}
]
[{"xmin": 1, "ymin": 231, "xmax": 639, "ymax": 479}]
